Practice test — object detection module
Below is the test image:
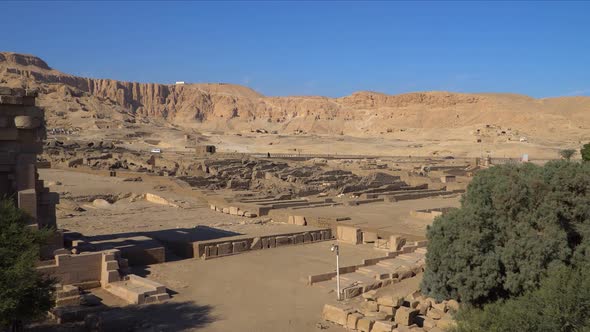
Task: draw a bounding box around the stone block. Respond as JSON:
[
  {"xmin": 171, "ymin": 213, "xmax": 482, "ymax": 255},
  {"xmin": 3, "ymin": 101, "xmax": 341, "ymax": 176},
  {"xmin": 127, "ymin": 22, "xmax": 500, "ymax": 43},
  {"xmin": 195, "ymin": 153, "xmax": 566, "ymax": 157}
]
[
  {"xmin": 362, "ymin": 289, "xmax": 378, "ymax": 301},
  {"xmin": 244, "ymin": 212, "xmax": 256, "ymax": 218},
  {"xmin": 322, "ymin": 304, "xmax": 351, "ymax": 326},
  {"xmin": 275, "ymin": 236, "xmax": 291, "ymax": 246},
  {"xmin": 268, "ymin": 237, "xmax": 276, "ymax": 248},
  {"xmin": 372, "ymin": 320, "xmax": 397, "ymax": 332},
  {"xmin": 360, "ymin": 300, "xmax": 379, "ymax": 314},
  {"xmin": 17, "ymin": 189, "xmax": 37, "ymax": 219},
  {"xmin": 379, "ymin": 305, "xmax": 396, "ymax": 316},
  {"xmin": 250, "ymin": 237, "xmax": 262, "ymax": 250},
  {"xmin": 105, "ymin": 260, "xmax": 119, "ymax": 270},
  {"xmin": 222, "ymin": 207, "xmax": 229, "ymax": 214},
  {"xmin": 205, "ymin": 245, "xmax": 218, "ymax": 258},
  {"xmin": 292, "ymin": 233, "xmax": 304, "ymax": 244},
  {"xmin": 217, "ymin": 242, "xmax": 232, "ymax": 255},
  {"xmin": 56, "ymin": 295, "xmax": 81, "ymax": 307},
  {"xmin": 362, "ymin": 231, "xmax": 378, "ymax": 243},
  {"xmin": 14, "ymin": 115, "xmax": 41, "ymax": 129},
  {"xmin": 229, "ymin": 206, "xmax": 239, "ymax": 215},
  {"xmin": 357, "ymin": 317, "xmax": 374, "ymax": 332},
  {"xmin": 395, "ymin": 307, "xmax": 419, "ymax": 326},
  {"xmin": 303, "ymin": 232, "xmax": 312, "ymax": 243},
  {"xmin": 415, "ymin": 315, "xmax": 436, "ymax": 330},
  {"xmin": 364, "ymin": 311, "xmax": 388, "ymax": 320},
  {"xmin": 321, "ymin": 229, "xmax": 332, "ymax": 240},
  {"xmin": 347, "ymin": 312, "xmax": 363, "ymax": 329},
  {"xmin": 378, "ymin": 295, "xmax": 404, "ymax": 307},
  {"xmin": 343, "ymin": 285, "xmax": 362, "ymax": 299},
  {"xmin": 210, "ymin": 204, "xmax": 216, "ymax": 210},
  {"xmin": 390, "ymin": 235, "xmax": 406, "ymax": 251},
  {"xmin": 311, "ymin": 232, "xmax": 320, "ymax": 241},
  {"xmin": 156, "ymin": 293, "xmax": 170, "ymax": 301},
  {"xmin": 232, "ymin": 241, "xmax": 248, "ymax": 253},
  {"xmin": 336, "ymin": 225, "xmax": 362, "ymax": 244}
]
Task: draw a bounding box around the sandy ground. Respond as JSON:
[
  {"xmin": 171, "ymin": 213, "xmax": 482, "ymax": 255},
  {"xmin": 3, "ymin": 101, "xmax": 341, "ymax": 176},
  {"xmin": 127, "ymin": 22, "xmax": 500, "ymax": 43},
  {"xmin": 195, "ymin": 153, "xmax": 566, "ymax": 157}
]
[{"xmin": 43, "ymin": 168, "xmax": 439, "ymax": 331}]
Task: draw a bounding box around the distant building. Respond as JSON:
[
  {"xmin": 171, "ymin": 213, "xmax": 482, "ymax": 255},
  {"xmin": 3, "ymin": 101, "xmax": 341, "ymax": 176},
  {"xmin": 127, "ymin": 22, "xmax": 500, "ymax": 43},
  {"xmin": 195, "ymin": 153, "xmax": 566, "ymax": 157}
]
[{"xmin": 175, "ymin": 81, "xmax": 185, "ymax": 85}]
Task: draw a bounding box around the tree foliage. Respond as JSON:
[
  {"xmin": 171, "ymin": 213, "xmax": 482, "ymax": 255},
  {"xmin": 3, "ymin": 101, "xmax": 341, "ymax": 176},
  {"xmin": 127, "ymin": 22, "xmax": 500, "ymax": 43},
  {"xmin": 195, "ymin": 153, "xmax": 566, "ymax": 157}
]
[
  {"xmin": 560, "ymin": 149, "xmax": 576, "ymax": 160},
  {"xmin": 0, "ymin": 198, "xmax": 55, "ymax": 328},
  {"xmin": 451, "ymin": 263, "xmax": 590, "ymax": 332},
  {"xmin": 421, "ymin": 161, "xmax": 590, "ymax": 305},
  {"xmin": 582, "ymin": 143, "xmax": 590, "ymax": 162}
]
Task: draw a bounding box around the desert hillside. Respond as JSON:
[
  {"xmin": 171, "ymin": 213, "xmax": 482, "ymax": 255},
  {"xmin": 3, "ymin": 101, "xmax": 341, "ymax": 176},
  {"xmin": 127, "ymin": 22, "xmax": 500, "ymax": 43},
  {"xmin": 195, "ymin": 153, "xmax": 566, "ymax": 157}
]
[{"xmin": 1, "ymin": 51, "xmax": 589, "ymax": 149}]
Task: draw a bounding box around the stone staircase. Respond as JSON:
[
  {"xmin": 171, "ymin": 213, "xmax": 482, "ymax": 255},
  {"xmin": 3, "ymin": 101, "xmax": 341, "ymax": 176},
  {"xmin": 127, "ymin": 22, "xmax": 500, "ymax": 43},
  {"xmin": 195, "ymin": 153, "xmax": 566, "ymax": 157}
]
[
  {"xmin": 314, "ymin": 247, "xmax": 427, "ymax": 299},
  {"xmin": 100, "ymin": 250, "xmax": 169, "ymax": 305}
]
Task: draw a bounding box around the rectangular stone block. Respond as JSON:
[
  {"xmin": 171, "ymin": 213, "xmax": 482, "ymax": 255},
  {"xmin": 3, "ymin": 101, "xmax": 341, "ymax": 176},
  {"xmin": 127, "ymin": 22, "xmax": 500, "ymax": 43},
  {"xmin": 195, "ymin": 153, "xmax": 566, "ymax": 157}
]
[
  {"xmin": 303, "ymin": 232, "xmax": 312, "ymax": 243},
  {"xmin": 232, "ymin": 241, "xmax": 248, "ymax": 253},
  {"xmin": 357, "ymin": 317, "xmax": 374, "ymax": 332},
  {"xmin": 17, "ymin": 189, "xmax": 37, "ymax": 220},
  {"xmin": 394, "ymin": 307, "xmax": 419, "ymax": 326},
  {"xmin": 362, "ymin": 231, "xmax": 378, "ymax": 243},
  {"xmin": 337, "ymin": 225, "xmax": 362, "ymax": 244},
  {"xmin": 347, "ymin": 312, "xmax": 363, "ymax": 329},
  {"xmin": 217, "ymin": 242, "xmax": 232, "ymax": 255},
  {"xmin": 372, "ymin": 320, "xmax": 397, "ymax": 332},
  {"xmin": 322, "ymin": 304, "xmax": 352, "ymax": 326},
  {"xmin": 292, "ymin": 233, "xmax": 304, "ymax": 244},
  {"xmin": 275, "ymin": 236, "xmax": 291, "ymax": 247},
  {"xmin": 205, "ymin": 245, "xmax": 218, "ymax": 258},
  {"xmin": 311, "ymin": 232, "xmax": 320, "ymax": 241},
  {"xmin": 268, "ymin": 237, "xmax": 276, "ymax": 248},
  {"xmin": 390, "ymin": 235, "xmax": 406, "ymax": 251}
]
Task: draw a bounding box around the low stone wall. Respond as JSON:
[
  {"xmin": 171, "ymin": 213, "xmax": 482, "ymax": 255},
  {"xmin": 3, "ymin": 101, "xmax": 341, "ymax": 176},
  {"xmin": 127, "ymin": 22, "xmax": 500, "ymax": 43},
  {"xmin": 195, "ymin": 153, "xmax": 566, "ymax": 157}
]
[
  {"xmin": 37, "ymin": 252, "xmax": 104, "ymax": 285},
  {"xmin": 195, "ymin": 228, "xmax": 333, "ymax": 260}
]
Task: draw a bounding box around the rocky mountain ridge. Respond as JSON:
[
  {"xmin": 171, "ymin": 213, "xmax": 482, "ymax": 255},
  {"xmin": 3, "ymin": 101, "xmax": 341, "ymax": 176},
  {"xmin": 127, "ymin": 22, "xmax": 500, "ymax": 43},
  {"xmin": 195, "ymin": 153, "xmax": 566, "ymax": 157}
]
[{"xmin": 1, "ymin": 51, "xmax": 589, "ymax": 137}]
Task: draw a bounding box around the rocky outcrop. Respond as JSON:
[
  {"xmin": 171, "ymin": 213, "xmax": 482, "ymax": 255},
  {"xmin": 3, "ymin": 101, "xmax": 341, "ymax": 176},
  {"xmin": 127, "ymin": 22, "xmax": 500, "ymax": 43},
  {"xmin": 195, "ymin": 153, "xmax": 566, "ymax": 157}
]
[{"xmin": 2, "ymin": 51, "xmax": 590, "ymax": 136}]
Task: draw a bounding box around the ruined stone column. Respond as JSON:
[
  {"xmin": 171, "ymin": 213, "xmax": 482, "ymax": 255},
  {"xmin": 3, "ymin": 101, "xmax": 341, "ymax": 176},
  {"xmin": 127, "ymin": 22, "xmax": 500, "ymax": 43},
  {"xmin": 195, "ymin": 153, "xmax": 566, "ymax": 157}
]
[{"xmin": 0, "ymin": 87, "xmax": 61, "ymax": 256}]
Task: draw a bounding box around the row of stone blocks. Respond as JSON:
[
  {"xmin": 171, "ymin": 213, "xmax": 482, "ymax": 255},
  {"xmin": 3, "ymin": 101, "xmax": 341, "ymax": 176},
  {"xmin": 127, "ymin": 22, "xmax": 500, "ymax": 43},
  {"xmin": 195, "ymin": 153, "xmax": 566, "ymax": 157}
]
[
  {"xmin": 210, "ymin": 204, "xmax": 257, "ymax": 218},
  {"xmin": 200, "ymin": 229, "xmax": 333, "ymax": 259},
  {"xmin": 322, "ymin": 290, "xmax": 459, "ymax": 332}
]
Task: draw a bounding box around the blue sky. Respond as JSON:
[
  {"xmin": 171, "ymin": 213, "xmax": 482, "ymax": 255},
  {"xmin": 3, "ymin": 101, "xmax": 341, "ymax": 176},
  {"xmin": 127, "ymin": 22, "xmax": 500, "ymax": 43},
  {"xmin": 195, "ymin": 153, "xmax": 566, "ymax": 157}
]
[{"xmin": 2, "ymin": 1, "xmax": 589, "ymax": 97}]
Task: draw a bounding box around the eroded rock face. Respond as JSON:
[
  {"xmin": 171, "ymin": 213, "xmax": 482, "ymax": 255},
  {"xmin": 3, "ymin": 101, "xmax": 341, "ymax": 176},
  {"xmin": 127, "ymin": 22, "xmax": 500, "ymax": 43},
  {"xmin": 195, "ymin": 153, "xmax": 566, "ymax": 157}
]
[{"xmin": 2, "ymin": 51, "xmax": 589, "ymax": 136}]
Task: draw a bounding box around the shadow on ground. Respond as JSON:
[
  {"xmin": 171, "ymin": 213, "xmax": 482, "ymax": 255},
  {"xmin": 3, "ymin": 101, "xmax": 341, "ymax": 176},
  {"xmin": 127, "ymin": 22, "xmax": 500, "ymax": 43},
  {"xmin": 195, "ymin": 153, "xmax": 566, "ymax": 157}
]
[{"xmin": 28, "ymin": 301, "xmax": 217, "ymax": 332}]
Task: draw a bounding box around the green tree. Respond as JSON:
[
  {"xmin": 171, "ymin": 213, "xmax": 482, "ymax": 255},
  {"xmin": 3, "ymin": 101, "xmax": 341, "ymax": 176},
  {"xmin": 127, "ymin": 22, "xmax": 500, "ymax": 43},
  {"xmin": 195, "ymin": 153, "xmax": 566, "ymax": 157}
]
[
  {"xmin": 451, "ymin": 263, "xmax": 590, "ymax": 332},
  {"xmin": 0, "ymin": 198, "xmax": 55, "ymax": 329},
  {"xmin": 559, "ymin": 149, "xmax": 576, "ymax": 160},
  {"xmin": 421, "ymin": 161, "xmax": 590, "ymax": 305},
  {"xmin": 582, "ymin": 143, "xmax": 590, "ymax": 162}
]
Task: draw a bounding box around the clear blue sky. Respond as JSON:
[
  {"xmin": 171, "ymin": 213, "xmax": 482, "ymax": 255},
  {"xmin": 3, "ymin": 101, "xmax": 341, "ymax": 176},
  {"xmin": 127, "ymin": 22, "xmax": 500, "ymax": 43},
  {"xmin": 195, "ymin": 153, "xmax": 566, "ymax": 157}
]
[{"xmin": 2, "ymin": 1, "xmax": 589, "ymax": 97}]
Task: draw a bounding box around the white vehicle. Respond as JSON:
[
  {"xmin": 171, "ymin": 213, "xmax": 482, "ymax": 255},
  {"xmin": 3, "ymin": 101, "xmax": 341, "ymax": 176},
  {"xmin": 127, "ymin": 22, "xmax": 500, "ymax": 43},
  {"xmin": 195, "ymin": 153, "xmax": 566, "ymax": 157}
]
[{"xmin": 150, "ymin": 148, "xmax": 161, "ymax": 153}]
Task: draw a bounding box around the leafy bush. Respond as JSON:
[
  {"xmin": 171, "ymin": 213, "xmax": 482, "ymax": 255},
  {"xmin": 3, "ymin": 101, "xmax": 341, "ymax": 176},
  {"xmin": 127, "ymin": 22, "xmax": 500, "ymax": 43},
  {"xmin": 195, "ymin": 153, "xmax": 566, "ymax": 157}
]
[
  {"xmin": 0, "ymin": 198, "xmax": 55, "ymax": 328},
  {"xmin": 421, "ymin": 161, "xmax": 590, "ymax": 305},
  {"xmin": 582, "ymin": 143, "xmax": 590, "ymax": 162},
  {"xmin": 560, "ymin": 149, "xmax": 576, "ymax": 160},
  {"xmin": 451, "ymin": 263, "xmax": 590, "ymax": 332}
]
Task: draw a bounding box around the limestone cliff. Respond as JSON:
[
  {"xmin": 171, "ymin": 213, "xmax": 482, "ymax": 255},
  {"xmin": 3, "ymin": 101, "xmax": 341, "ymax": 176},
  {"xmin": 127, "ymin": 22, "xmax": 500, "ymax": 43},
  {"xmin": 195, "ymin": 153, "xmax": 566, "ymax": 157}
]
[{"xmin": 1, "ymin": 51, "xmax": 589, "ymax": 137}]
